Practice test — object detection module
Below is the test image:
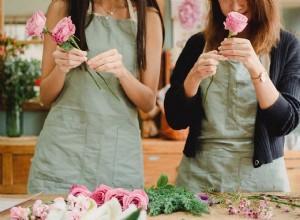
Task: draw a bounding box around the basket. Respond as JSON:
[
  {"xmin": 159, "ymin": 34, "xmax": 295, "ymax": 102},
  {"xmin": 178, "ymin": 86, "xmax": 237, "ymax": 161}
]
[{"xmin": 160, "ymin": 112, "xmax": 189, "ymax": 141}]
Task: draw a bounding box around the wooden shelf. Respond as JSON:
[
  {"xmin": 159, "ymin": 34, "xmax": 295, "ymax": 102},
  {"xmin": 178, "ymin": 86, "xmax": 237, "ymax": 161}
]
[
  {"xmin": 0, "ymin": 136, "xmax": 37, "ymax": 194},
  {"xmin": 0, "ymin": 100, "xmax": 49, "ymax": 111},
  {"xmin": 0, "ymin": 136, "xmax": 299, "ymax": 193},
  {"xmin": 0, "ymin": 137, "xmax": 185, "ymax": 193}
]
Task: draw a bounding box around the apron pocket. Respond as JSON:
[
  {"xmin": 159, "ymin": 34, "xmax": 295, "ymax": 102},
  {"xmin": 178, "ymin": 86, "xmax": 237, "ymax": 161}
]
[
  {"xmin": 250, "ymin": 157, "xmax": 290, "ymax": 192},
  {"xmin": 33, "ymin": 120, "xmax": 86, "ymax": 184},
  {"xmin": 234, "ymin": 80, "xmax": 257, "ymax": 126},
  {"xmin": 112, "ymin": 125, "xmax": 143, "ymax": 189}
]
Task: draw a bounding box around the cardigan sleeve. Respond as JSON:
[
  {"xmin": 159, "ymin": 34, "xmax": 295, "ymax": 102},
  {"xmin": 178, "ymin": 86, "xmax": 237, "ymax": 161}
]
[
  {"xmin": 164, "ymin": 33, "xmax": 205, "ymax": 130},
  {"xmin": 261, "ymin": 31, "xmax": 300, "ymax": 136}
]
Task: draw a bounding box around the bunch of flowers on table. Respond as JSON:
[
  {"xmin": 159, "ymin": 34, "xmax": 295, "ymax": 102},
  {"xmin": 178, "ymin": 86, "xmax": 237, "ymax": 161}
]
[
  {"xmin": 25, "ymin": 11, "xmax": 119, "ymax": 100},
  {"xmin": 10, "ymin": 184, "xmax": 148, "ymax": 220}
]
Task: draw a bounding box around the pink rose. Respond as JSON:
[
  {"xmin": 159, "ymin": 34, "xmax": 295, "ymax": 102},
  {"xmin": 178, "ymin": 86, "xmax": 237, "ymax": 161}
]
[
  {"xmin": 69, "ymin": 185, "xmax": 92, "ymax": 197},
  {"xmin": 51, "ymin": 16, "xmax": 75, "ymax": 45},
  {"xmin": 91, "ymin": 184, "xmax": 113, "ymax": 207},
  {"xmin": 123, "ymin": 189, "xmax": 149, "ymax": 210},
  {"xmin": 25, "ymin": 10, "xmax": 46, "ymax": 37},
  {"xmin": 223, "ymin": 12, "xmax": 248, "ymax": 35},
  {"xmin": 10, "ymin": 206, "xmax": 30, "ymax": 220},
  {"xmin": 178, "ymin": 0, "xmax": 200, "ymax": 29},
  {"xmin": 104, "ymin": 188, "xmax": 130, "ymax": 209}
]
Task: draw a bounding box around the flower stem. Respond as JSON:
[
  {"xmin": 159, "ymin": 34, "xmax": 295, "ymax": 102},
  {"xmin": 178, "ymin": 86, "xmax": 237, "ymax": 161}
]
[
  {"xmin": 95, "ymin": 71, "xmax": 120, "ymax": 101},
  {"xmin": 203, "ymin": 75, "xmax": 214, "ymax": 103},
  {"xmin": 86, "ymin": 69, "xmax": 102, "ymax": 90},
  {"xmin": 246, "ymin": 195, "xmax": 300, "ymax": 208}
]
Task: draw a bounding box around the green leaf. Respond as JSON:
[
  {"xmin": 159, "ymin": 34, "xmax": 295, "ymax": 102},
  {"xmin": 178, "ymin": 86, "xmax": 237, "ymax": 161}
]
[
  {"xmin": 59, "ymin": 41, "xmax": 73, "ymax": 51},
  {"xmin": 123, "ymin": 208, "xmax": 142, "ymax": 220},
  {"xmin": 157, "ymin": 173, "xmax": 168, "ymax": 187}
]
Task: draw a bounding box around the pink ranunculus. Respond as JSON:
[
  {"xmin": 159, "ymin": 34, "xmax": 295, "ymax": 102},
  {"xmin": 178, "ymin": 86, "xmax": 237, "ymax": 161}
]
[
  {"xmin": 123, "ymin": 189, "xmax": 149, "ymax": 211},
  {"xmin": 25, "ymin": 10, "xmax": 46, "ymax": 37},
  {"xmin": 69, "ymin": 185, "xmax": 92, "ymax": 197},
  {"xmin": 178, "ymin": 0, "xmax": 200, "ymax": 29},
  {"xmin": 91, "ymin": 184, "xmax": 113, "ymax": 207},
  {"xmin": 223, "ymin": 11, "xmax": 248, "ymax": 35},
  {"xmin": 10, "ymin": 206, "xmax": 30, "ymax": 220},
  {"xmin": 51, "ymin": 16, "xmax": 75, "ymax": 45},
  {"xmin": 104, "ymin": 188, "xmax": 130, "ymax": 209}
]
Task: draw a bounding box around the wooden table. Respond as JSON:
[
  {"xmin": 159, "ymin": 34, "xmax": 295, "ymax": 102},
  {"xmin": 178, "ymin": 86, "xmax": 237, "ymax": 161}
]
[{"xmin": 1, "ymin": 194, "xmax": 300, "ymax": 219}]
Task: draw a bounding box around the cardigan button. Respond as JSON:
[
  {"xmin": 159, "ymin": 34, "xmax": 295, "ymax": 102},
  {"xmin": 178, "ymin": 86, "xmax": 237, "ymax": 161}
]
[{"xmin": 254, "ymin": 160, "xmax": 260, "ymax": 166}]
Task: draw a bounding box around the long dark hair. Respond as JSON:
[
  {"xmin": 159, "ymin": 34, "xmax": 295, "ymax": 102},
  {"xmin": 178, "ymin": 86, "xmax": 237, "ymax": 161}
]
[
  {"xmin": 67, "ymin": 0, "xmax": 164, "ymax": 72},
  {"xmin": 204, "ymin": 0, "xmax": 281, "ymax": 55}
]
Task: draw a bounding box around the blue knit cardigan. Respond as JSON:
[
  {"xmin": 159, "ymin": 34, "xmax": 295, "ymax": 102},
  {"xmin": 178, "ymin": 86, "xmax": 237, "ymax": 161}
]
[{"xmin": 164, "ymin": 30, "xmax": 300, "ymax": 168}]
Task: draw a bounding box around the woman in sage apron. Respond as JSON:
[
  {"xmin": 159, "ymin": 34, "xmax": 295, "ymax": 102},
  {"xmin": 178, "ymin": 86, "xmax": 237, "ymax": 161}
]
[
  {"xmin": 176, "ymin": 56, "xmax": 290, "ymax": 192},
  {"xmin": 164, "ymin": 0, "xmax": 300, "ymax": 192},
  {"xmin": 28, "ymin": 0, "xmax": 164, "ymax": 194}
]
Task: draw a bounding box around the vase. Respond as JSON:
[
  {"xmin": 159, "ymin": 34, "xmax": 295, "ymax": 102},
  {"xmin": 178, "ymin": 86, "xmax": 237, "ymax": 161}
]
[{"xmin": 6, "ymin": 101, "xmax": 23, "ymax": 137}]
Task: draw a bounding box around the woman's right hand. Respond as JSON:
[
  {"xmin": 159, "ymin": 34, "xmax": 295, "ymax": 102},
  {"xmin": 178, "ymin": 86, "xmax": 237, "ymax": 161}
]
[
  {"xmin": 52, "ymin": 46, "xmax": 88, "ymax": 74},
  {"xmin": 189, "ymin": 50, "xmax": 227, "ymax": 81},
  {"xmin": 183, "ymin": 50, "xmax": 227, "ymax": 98}
]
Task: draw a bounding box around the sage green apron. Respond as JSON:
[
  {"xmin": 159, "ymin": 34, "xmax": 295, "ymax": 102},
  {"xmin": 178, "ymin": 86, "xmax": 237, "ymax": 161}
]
[
  {"xmin": 176, "ymin": 58, "xmax": 290, "ymax": 192},
  {"xmin": 28, "ymin": 0, "xmax": 144, "ymax": 194}
]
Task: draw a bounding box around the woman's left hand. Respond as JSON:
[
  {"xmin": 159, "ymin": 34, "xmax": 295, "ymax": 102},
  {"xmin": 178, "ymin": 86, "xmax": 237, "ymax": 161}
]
[
  {"xmin": 218, "ymin": 38, "xmax": 264, "ymax": 74},
  {"xmin": 87, "ymin": 49, "xmax": 128, "ymax": 78}
]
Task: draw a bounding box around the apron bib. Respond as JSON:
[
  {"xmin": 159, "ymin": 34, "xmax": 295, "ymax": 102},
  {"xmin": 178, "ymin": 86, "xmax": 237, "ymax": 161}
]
[
  {"xmin": 28, "ymin": 0, "xmax": 144, "ymax": 193},
  {"xmin": 176, "ymin": 59, "xmax": 290, "ymax": 192}
]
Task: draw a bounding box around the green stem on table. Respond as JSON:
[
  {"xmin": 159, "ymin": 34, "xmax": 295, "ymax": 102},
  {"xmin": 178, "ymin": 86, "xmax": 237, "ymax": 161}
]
[
  {"xmin": 245, "ymin": 195, "xmax": 300, "ymax": 208},
  {"xmin": 95, "ymin": 71, "xmax": 120, "ymax": 101}
]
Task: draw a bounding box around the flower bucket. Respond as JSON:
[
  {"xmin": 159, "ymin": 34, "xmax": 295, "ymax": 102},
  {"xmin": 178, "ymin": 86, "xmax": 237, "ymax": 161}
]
[{"xmin": 6, "ymin": 101, "xmax": 23, "ymax": 137}]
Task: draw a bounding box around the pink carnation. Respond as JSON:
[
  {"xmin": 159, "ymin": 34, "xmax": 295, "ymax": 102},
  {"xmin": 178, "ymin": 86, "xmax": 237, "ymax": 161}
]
[
  {"xmin": 123, "ymin": 189, "xmax": 149, "ymax": 210},
  {"xmin": 10, "ymin": 206, "xmax": 30, "ymax": 220},
  {"xmin": 104, "ymin": 188, "xmax": 130, "ymax": 209},
  {"xmin": 51, "ymin": 16, "xmax": 75, "ymax": 45},
  {"xmin": 178, "ymin": 0, "xmax": 200, "ymax": 29},
  {"xmin": 224, "ymin": 11, "xmax": 248, "ymax": 35},
  {"xmin": 69, "ymin": 185, "xmax": 92, "ymax": 197},
  {"xmin": 32, "ymin": 200, "xmax": 49, "ymax": 218},
  {"xmin": 91, "ymin": 184, "xmax": 113, "ymax": 207},
  {"xmin": 25, "ymin": 10, "xmax": 46, "ymax": 37}
]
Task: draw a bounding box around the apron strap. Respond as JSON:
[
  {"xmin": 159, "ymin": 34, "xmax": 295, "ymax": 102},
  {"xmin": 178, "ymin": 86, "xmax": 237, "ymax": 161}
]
[{"xmin": 126, "ymin": 0, "xmax": 136, "ymax": 20}]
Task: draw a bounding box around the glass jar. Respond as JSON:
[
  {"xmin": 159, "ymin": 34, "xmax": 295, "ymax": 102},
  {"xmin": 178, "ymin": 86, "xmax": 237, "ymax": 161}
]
[{"xmin": 6, "ymin": 101, "xmax": 23, "ymax": 137}]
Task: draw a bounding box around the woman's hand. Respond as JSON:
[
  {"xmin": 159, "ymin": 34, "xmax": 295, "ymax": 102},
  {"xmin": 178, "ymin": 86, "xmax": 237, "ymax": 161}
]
[
  {"xmin": 183, "ymin": 50, "xmax": 227, "ymax": 98},
  {"xmin": 218, "ymin": 38, "xmax": 265, "ymax": 76},
  {"xmin": 52, "ymin": 46, "xmax": 88, "ymax": 74},
  {"xmin": 189, "ymin": 50, "xmax": 227, "ymax": 81},
  {"xmin": 87, "ymin": 49, "xmax": 128, "ymax": 78}
]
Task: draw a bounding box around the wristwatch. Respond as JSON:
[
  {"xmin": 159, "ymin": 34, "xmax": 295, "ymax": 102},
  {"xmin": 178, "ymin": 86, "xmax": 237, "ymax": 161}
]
[{"xmin": 251, "ymin": 71, "xmax": 268, "ymax": 84}]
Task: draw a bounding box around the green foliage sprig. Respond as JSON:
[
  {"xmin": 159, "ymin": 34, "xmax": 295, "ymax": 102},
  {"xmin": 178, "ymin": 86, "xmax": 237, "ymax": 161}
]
[
  {"xmin": 144, "ymin": 174, "xmax": 210, "ymax": 216},
  {"xmin": 1, "ymin": 57, "xmax": 41, "ymax": 105}
]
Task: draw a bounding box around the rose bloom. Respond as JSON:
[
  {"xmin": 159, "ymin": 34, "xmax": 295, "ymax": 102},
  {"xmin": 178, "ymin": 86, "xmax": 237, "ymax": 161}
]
[
  {"xmin": 223, "ymin": 11, "xmax": 248, "ymax": 34},
  {"xmin": 51, "ymin": 16, "xmax": 75, "ymax": 45},
  {"xmin": 123, "ymin": 189, "xmax": 149, "ymax": 211},
  {"xmin": 91, "ymin": 184, "xmax": 113, "ymax": 207},
  {"xmin": 25, "ymin": 10, "xmax": 46, "ymax": 37},
  {"xmin": 69, "ymin": 185, "xmax": 92, "ymax": 197},
  {"xmin": 104, "ymin": 188, "xmax": 130, "ymax": 209}
]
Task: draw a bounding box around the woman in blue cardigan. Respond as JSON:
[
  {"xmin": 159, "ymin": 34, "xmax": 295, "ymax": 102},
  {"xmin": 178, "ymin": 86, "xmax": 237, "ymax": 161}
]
[{"xmin": 164, "ymin": 0, "xmax": 300, "ymax": 192}]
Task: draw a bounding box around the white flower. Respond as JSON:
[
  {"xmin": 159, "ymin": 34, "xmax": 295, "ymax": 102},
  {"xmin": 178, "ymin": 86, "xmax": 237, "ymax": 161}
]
[{"xmin": 80, "ymin": 198, "xmax": 122, "ymax": 220}]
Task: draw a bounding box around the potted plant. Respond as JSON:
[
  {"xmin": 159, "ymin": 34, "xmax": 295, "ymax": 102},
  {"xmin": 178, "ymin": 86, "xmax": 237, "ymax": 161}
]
[{"xmin": 0, "ymin": 57, "xmax": 41, "ymax": 137}]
